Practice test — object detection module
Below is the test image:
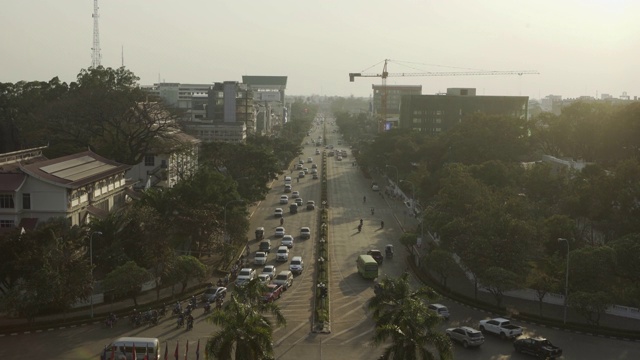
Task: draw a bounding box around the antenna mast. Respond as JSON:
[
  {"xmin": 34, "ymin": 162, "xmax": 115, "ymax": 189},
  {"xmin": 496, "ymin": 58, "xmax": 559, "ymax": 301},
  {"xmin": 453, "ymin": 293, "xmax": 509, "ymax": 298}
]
[{"xmin": 91, "ymin": 0, "xmax": 101, "ymax": 68}]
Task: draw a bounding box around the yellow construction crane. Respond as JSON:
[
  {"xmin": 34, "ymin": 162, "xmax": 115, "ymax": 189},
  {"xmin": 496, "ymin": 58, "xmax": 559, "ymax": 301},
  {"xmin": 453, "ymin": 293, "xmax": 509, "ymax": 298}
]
[{"xmin": 349, "ymin": 59, "xmax": 539, "ymax": 132}]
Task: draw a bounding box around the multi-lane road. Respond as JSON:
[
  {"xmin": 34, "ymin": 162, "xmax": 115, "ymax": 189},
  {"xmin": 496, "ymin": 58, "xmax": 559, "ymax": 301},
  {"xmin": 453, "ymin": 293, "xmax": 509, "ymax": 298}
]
[{"xmin": 2, "ymin": 119, "xmax": 640, "ymax": 359}]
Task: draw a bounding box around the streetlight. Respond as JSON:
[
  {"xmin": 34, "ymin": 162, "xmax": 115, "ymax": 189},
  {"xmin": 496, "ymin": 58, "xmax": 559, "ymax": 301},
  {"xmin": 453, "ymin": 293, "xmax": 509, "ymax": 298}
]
[
  {"xmin": 385, "ymin": 165, "xmax": 399, "ymax": 190},
  {"xmin": 89, "ymin": 231, "xmax": 102, "ymax": 319},
  {"xmin": 558, "ymin": 237, "xmax": 569, "ymax": 324},
  {"xmin": 223, "ymin": 199, "xmax": 244, "ymax": 243}
]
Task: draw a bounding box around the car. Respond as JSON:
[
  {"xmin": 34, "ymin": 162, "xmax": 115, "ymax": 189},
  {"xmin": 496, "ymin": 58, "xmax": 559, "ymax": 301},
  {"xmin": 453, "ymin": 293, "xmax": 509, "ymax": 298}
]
[
  {"xmin": 295, "ymin": 198, "xmax": 303, "ymax": 206},
  {"xmin": 289, "ymin": 256, "xmax": 304, "ymax": 274},
  {"xmin": 298, "ymin": 171, "xmax": 305, "ymax": 178},
  {"xmin": 257, "ymin": 273, "xmax": 271, "ymax": 284},
  {"xmin": 291, "ymin": 191, "xmax": 300, "ymax": 198},
  {"xmin": 307, "ymin": 157, "xmax": 313, "ymax": 163},
  {"xmin": 337, "ymin": 156, "xmax": 342, "ymax": 161},
  {"xmin": 235, "ymin": 268, "xmax": 256, "ymax": 287},
  {"xmin": 274, "ymin": 208, "xmax": 283, "ymax": 217},
  {"xmin": 303, "ymin": 168, "xmax": 309, "ymax": 174},
  {"xmin": 328, "ymin": 151, "xmax": 335, "ymax": 157},
  {"xmin": 311, "ymin": 163, "xmax": 318, "ymax": 169},
  {"xmin": 513, "ymin": 337, "xmax": 563, "ymax": 359},
  {"xmin": 259, "ymin": 240, "xmax": 271, "ymax": 253},
  {"xmin": 275, "ymin": 227, "xmax": 285, "ymax": 237},
  {"xmin": 284, "ymin": 184, "xmax": 292, "ymax": 193},
  {"xmin": 279, "ymin": 195, "xmax": 289, "ymax": 204},
  {"xmin": 281, "ymin": 235, "xmax": 294, "ymax": 248},
  {"xmin": 315, "ymin": 149, "xmax": 320, "ymax": 155},
  {"xmin": 300, "ymin": 227, "xmax": 311, "ymax": 240},
  {"xmin": 253, "ymin": 251, "xmax": 267, "ymax": 265},
  {"xmin": 296, "ymin": 163, "xmax": 303, "ymax": 170},
  {"xmin": 261, "ymin": 265, "xmax": 277, "ymax": 280},
  {"xmin": 273, "ymin": 270, "xmax": 294, "ymax": 289},
  {"xmin": 446, "ymin": 327, "xmax": 485, "ymax": 348},
  {"xmin": 201, "ymin": 286, "xmax": 227, "ymax": 303},
  {"xmin": 298, "ymin": 159, "xmax": 304, "ymax": 164},
  {"xmin": 312, "ymin": 173, "xmax": 319, "ymax": 179},
  {"xmin": 306, "ymin": 200, "xmax": 316, "ymax": 210},
  {"xmin": 428, "ymin": 303, "xmax": 450, "ymax": 320},
  {"xmin": 367, "ymin": 249, "xmax": 384, "ymax": 265},
  {"xmin": 371, "ymin": 183, "xmax": 380, "ymax": 191},
  {"xmin": 311, "ymin": 168, "xmax": 318, "ymax": 174},
  {"xmin": 276, "ymin": 246, "xmax": 289, "ymax": 262},
  {"xmin": 262, "ymin": 283, "xmax": 284, "ymax": 303}
]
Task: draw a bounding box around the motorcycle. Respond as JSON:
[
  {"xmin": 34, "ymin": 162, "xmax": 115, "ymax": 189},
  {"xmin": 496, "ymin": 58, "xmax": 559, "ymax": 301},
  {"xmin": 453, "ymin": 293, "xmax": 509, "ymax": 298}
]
[
  {"xmin": 159, "ymin": 304, "xmax": 167, "ymax": 317},
  {"xmin": 203, "ymin": 301, "xmax": 211, "ymax": 314},
  {"xmin": 216, "ymin": 298, "xmax": 224, "ymax": 310},
  {"xmin": 186, "ymin": 317, "xmax": 194, "ymax": 331},
  {"xmin": 357, "ymin": 224, "xmax": 362, "ymax": 233},
  {"xmin": 176, "ymin": 315, "xmax": 185, "ymax": 329},
  {"xmin": 172, "ymin": 303, "xmax": 182, "ymax": 316},
  {"xmin": 104, "ymin": 313, "xmax": 117, "ymax": 328},
  {"xmin": 189, "ymin": 296, "xmax": 197, "ymax": 309}
]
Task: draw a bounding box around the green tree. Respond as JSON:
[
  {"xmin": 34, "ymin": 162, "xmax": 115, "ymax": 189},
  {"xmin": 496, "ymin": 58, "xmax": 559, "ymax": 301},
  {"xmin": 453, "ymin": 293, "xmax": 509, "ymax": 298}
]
[
  {"xmin": 234, "ymin": 278, "xmax": 286, "ymax": 326},
  {"xmin": 569, "ymin": 291, "xmax": 612, "ymax": 326},
  {"xmin": 424, "ymin": 249, "xmax": 457, "ymax": 290},
  {"xmin": 206, "ymin": 295, "xmax": 275, "ymax": 360},
  {"xmin": 526, "ymin": 256, "xmax": 562, "ymax": 316},
  {"xmin": 102, "ymin": 261, "xmax": 151, "ymax": 306},
  {"xmin": 480, "ymin": 266, "xmax": 521, "ymax": 308},
  {"xmin": 367, "ymin": 273, "xmax": 452, "ymax": 360},
  {"xmin": 173, "ymin": 255, "xmax": 207, "ymax": 293}
]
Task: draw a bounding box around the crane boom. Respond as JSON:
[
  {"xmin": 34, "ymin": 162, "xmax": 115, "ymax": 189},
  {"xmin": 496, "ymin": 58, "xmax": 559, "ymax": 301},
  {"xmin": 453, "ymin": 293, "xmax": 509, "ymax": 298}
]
[{"xmin": 348, "ymin": 59, "xmax": 539, "ymax": 132}]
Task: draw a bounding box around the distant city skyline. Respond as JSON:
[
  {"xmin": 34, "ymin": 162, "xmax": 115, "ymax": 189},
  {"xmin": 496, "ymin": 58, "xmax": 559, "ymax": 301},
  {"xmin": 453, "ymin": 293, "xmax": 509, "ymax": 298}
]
[{"xmin": 1, "ymin": 1, "xmax": 638, "ymax": 100}]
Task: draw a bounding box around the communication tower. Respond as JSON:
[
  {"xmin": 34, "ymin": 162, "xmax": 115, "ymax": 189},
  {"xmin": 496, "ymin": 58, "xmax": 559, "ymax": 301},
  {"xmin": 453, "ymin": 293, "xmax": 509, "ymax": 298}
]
[{"xmin": 91, "ymin": 0, "xmax": 101, "ymax": 68}]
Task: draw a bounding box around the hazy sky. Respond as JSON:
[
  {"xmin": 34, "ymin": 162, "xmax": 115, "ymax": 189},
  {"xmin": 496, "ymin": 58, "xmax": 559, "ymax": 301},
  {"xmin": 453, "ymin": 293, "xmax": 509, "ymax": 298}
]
[{"xmin": 2, "ymin": 0, "xmax": 638, "ymax": 100}]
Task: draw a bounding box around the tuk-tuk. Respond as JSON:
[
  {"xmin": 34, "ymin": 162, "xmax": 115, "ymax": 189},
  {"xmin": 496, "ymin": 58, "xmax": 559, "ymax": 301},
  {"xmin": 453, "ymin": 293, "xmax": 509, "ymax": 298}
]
[
  {"xmin": 255, "ymin": 227, "xmax": 264, "ymax": 240},
  {"xmin": 385, "ymin": 244, "xmax": 394, "ymax": 259},
  {"xmin": 289, "ymin": 204, "xmax": 298, "ymax": 214}
]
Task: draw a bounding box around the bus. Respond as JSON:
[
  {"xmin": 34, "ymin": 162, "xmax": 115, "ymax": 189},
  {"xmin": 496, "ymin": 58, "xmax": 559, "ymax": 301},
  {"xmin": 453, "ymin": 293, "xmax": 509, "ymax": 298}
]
[{"xmin": 357, "ymin": 254, "xmax": 378, "ymax": 279}]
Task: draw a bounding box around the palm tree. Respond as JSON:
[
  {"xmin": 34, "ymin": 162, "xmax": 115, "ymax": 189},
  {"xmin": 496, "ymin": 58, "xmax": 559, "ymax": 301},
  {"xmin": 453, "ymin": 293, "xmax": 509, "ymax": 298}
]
[
  {"xmin": 234, "ymin": 278, "xmax": 287, "ymax": 327},
  {"xmin": 206, "ymin": 295, "xmax": 276, "ymax": 360},
  {"xmin": 367, "ymin": 273, "xmax": 452, "ymax": 360}
]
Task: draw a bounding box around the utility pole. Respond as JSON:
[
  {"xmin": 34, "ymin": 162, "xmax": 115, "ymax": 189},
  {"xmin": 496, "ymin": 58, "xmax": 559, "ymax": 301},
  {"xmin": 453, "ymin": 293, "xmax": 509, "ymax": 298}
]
[{"xmin": 91, "ymin": 0, "xmax": 101, "ymax": 68}]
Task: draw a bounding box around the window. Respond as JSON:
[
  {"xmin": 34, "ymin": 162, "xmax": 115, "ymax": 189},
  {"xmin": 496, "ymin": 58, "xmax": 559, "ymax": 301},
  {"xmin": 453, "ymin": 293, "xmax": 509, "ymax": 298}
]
[
  {"xmin": 0, "ymin": 194, "xmax": 15, "ymax": 209},
  {"xmin": 0, "ymin": 220, "xmax": 15, "ymax": 228},
  {"xmin": 144, "ymin": 155, "xmax": 155, "ymax": 167},
  {"xmin": 22, "ymin": 193, "xmax": 31, "ymax": 210}
]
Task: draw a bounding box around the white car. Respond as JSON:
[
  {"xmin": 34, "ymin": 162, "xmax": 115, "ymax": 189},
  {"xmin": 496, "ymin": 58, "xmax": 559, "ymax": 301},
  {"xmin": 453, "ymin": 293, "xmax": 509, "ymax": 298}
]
[
  {"xmin": 298, "ymin": 171, "xmax": 305, "ymax": 178},
  {"xmin": 257, "ymin": 273, "xmax": 271, "ymax": 284},
  {"xmin": 307, "ymin": 157, "xmax": 313, "ymax": 163},
  {"xmin": 300, "ymin": 227, "xmax": 311, "ymax": 240},
  {"xmin": 295, "ymin": 198, "xmax": 303, "ymax": 206},
  {"xmin": 261, "ymin": 265, "xmax": 277, "ymax": 280},
  {"xmin": 254, "ymin": 251, "xmax": 267, "ymax": 265},
  {"xmin": 276, "ymin": 246, "xmax": 289, "ymax": 262},
  {"xmin": 289, "ymin": 256, "xmax": 304, "ymax": 275},
  {"xmin": 315, "ymin": 149, "xmax": 320, "ymax": 155},
  {"xmin": 303, "ymin": 168, "xmax": 309, "ymax": 174},
  {"xmin": 274, "ymin": 208, "xmax": 283, "ymax": 217},
  {"xmin": 235, "ymin": 268, "xmax": 256, "ymax": 287},
  {"xmin": 281, "ymin": 235, "xmax": 294, "ymax": 248},
  {"xmin": 279, "ymin": 195, "xmax": 289, "ymax": 204},
  {"xmin": 292, "ymin": 191, "xmax": 300, "ymax": 198},
  {"xmin": 275, "ymin": 226, "xmax": 285, "ymax": 237}
]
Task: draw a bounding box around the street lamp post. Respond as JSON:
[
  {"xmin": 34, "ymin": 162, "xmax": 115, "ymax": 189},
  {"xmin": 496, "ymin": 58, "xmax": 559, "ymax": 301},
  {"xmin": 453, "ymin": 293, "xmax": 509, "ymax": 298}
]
[
  {"xmin": 89, "ymin": 231, "xmax": 102, "ymax": 319},
  {"xmin": 385, "ymin": 165, "xmax": 399, "ymax": 190},
  {"xmin": 558, "ymin": 237, "xmax": 569, "ymax": 324},
  {"xmin": 224, "ymin": 199, "xmax": 244, "ymax": 243}
]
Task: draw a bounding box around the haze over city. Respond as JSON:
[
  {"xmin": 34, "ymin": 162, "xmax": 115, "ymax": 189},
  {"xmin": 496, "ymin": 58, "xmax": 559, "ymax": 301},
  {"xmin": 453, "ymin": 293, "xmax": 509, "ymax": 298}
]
[{"xmin": 2, "ymin": 0, "xmax": 638, "ymax": 99}]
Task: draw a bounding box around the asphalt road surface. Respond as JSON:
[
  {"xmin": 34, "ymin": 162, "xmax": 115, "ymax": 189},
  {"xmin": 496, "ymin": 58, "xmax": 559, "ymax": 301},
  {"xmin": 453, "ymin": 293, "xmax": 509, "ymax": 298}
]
[{"xmin": 3, "ymin": 118, "xmax": 640, "ymax": 359}]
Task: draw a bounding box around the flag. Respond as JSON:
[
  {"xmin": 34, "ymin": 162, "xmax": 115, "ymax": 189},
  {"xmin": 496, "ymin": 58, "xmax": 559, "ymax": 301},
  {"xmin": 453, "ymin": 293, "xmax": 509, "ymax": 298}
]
[
  {"xmin": 196, "ymin": 339, "xmax": 200, "ymax": 360},
  {"xmin": 164, "ymin": 343, "xmax": 168, "ymax": 360},
  {"xmin": 143, "ymin": 344, "xmax": 149, "ymax": 360},
  {"xmin": 110, "ymin": 346, "xmax": 116, "ymax": 360},
  {"xmin": 184, "ymin": 341, "xmax": 189, "ymax": 360},
  {"xmin": 174, "ymin": 341, "xmax": 179, "ymax": 360},
  {"xmin": 132, "ymin": 343, "xmax": 137, "ymax": 360}
]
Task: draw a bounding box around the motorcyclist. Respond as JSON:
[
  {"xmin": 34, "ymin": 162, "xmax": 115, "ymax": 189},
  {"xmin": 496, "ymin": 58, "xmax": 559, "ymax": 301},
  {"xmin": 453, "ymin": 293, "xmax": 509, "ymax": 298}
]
[
  {"xmin": 280, "ymin": 217, "xmax": 284, "ymax": 226},
  {"xmin": 204, "ymin": 301, "xmax": 211, "ymax": 314},
  {"xmin": 177, "ymin": 314, "xmax": 184, "ymax": 328},
  {"xmin": 371, "ymin": 207, "xmax": 375, "ymax": 215},
  {"xmin": 357, "ymin": 224, "xmax": 362, "ymax": 233},
  {"xmin": 381, "ymin": 221, "xmax": 384, "ymax": 229},
  {"xmin": 359, "ymin": 219, "xmax": 363, "ymax": 226},
  {"xmin": 186, "ymin": 314, "xmax": 194, "ymax": 330}
]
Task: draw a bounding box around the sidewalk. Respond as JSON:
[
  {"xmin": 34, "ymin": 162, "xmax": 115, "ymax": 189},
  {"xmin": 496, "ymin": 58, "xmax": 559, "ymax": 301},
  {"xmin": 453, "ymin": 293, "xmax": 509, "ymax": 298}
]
[{"xmin": 370, "ymin": 171, "xmax": 640, "ymax": 334}]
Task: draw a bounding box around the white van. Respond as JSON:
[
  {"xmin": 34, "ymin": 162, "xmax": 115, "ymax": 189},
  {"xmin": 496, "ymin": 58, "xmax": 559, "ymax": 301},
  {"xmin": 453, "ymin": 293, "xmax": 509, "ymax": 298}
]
[
  {"xmin": 284, "ymin": 176, "xmax": 292, "ymax": 185},
  {"xmin": 106, "ymin": 337, "xmax": 159, "ymax": 360}
]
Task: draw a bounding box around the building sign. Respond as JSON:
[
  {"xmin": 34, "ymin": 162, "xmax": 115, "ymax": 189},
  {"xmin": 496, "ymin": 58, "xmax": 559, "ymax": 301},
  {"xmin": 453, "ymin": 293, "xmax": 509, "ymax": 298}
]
[{"xmin": 259, "ymin": 92, "xmax": 281, "ymax": 102}]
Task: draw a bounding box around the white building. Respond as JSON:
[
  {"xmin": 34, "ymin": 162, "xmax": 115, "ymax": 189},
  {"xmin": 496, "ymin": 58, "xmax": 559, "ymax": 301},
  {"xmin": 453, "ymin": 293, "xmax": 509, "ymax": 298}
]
[{"xmin": 0, "ymin": 148, "xmax": 134, "ymax": 230}]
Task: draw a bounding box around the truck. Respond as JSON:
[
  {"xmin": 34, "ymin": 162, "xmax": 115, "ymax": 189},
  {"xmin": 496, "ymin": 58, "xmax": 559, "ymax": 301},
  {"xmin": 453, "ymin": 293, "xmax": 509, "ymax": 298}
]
[
  {"xmin": 513, "ymin": 337, "xmax": 563, "ymax": 359},
  {"xmin": 478, "ymin": 317, "xmax": 523, "ymax": 340}
]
